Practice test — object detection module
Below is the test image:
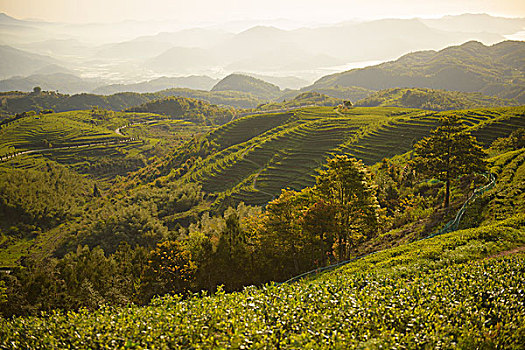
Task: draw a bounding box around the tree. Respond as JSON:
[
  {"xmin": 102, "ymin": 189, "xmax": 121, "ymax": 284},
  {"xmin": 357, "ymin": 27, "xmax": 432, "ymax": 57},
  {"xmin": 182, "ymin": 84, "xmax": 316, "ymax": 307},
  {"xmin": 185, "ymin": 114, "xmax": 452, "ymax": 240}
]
[
  {"xmin": 140, "ymin": 240, "xmax": 196, "ymax": 302},
  {"xmin": 32, "ymin": 86, "xmax": 42, "ymax": 94},
  {"xmin": 314, "ymin": 155, "xmax": 379, "ymax": 260},
  {"xmin": 412, "ymin": 115, "xmax": 486, "ymax": 208}
]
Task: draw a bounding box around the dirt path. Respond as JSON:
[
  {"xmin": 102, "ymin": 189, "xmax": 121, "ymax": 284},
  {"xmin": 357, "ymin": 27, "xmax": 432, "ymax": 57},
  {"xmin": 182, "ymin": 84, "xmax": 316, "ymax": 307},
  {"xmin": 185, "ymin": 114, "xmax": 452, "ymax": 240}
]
[
  {"xmin": 114, "ymin": 120, "xmax": 159, "ymax": 135},
  {"xmin": 486, "ymin": 246, "xmax": 525, "ymax": 259}
]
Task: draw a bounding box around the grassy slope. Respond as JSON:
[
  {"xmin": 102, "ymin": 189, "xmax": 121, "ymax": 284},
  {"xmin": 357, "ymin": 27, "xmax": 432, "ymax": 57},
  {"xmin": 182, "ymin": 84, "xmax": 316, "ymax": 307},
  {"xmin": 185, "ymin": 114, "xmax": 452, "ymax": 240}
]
[
  {"xmin": 173, "ymin": 106, "xmax": 525, "ymax": 206},
  {"xmin": 2, "ymin": 214, "xmax": 523, "ymax": 348},
  {"xmin": 0, "ymin": 110, "xmax": 212, "ymax": 266}
]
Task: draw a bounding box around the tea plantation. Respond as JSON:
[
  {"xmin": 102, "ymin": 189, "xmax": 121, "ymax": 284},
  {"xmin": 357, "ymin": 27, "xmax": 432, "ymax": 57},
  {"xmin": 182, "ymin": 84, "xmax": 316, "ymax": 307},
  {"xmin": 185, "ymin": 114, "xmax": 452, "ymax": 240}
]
[
  {"xmin": 1, "ymin": 214, "xmax": 524, "ymax": 349},
  {"xmin": 177, "ymin": 106, "xmax": 525, "ymax": 206},
  {"xmin": 0, "ymin": 110, "xmax": 210, "ymax": 182}
]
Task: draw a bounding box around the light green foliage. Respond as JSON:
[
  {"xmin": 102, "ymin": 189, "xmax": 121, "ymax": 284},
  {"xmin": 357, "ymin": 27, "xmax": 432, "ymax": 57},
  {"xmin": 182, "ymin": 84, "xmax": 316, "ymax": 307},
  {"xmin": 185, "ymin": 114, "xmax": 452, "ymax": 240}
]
[
  {"xmin": 0, "ymin": 109, "xmax": 209, "ymax": 182},
  {"xmin": 1, "ymin": 215, "xmax": 524, "ymax": 348},
  {"xmin": 0, "ymin": 164, "xmax": 92, "ymax": 237},
  {"xmin": 479, "ymin": 148, "xmax": 525, "ymax": 222},
  {"xmin": 490, "ymin": 128, "xmax": 525, "ymax": 152}
]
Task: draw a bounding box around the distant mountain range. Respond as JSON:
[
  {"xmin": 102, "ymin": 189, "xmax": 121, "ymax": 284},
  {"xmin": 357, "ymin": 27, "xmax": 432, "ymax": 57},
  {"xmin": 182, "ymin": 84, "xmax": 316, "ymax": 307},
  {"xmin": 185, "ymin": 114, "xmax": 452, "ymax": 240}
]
[
  {"xmin": 1, "ymin": 12, "xmax": 523, "ymax": 83},
  {"xmin": 0, "ymin": 45, "xmax": 58, "ymax": 79},
  {"xmin": 92, "ymin": 76, "xmax": 218, "ymax": 95},
  {"xmin": 1, "ymin": 40, "xmax": 524, "ymax": 107},
  {"xmin": 0, "ymin": 73, "xmax": 101, "ymax": 94}
]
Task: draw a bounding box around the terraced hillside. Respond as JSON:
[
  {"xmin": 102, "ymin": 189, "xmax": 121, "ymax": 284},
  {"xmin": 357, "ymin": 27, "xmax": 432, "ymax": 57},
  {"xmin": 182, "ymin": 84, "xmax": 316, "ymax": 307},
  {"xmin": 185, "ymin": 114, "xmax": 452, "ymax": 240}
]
[
  {"xmin": 482, "ymin": 148, "xmax": 525, "ymax": 222},
  {"xmin": 176, "ymin": 106, "xmax": 525, "ymax": 206},
  {"xmin": 0, "ymin": 110, "xmax": 210, "ymax": 182}
]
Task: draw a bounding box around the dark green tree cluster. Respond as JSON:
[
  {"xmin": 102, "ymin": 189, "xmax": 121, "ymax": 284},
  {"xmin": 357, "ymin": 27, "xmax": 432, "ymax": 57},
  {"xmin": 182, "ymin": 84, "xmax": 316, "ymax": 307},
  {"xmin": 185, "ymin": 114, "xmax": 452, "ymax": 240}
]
[
  {"xmin": 412, "ymin": 115, "xmax": 486, "ymax": 208},
  {"xmin": 183, "ymin": 156, "xmax": 380, "ymax": 289},
  {"xmin": 490, "ymin": 128, "xmax": 525, "ymax": 151},
  {"xmin": 125, "ymin": 97, "xmax": 234, "ymax": 125},
  {"xmin": 0, "ymin": 244, "xmax": 147, "ymax": 315}
]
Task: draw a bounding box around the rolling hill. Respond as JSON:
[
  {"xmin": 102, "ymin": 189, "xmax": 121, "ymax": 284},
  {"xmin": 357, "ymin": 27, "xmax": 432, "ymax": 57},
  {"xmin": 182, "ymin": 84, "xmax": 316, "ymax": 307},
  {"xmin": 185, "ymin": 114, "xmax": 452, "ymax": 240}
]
[
  {"xmin": 92, "ymin": 76, "xmax": 218, "ymax": 95},
  {"xmin": 136, "ymin": 105, "xmax": 525, "ymax": 208},
  {"xmin": 308, "ymin": 41, "xmax": 525, "ymax": 103},
  {"xmin": 211, "ymin": 73, "xmax": 282, "ymax": 100},
  {"xmin": 124, "ymin": 96, "xmax": 235, "ymax": 125}
]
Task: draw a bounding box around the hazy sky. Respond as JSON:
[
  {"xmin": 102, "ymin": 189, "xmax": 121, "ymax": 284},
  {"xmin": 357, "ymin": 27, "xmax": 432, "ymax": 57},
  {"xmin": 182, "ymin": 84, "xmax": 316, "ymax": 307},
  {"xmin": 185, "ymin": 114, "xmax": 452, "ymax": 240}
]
[{"xmin": 1, "ymin": 0, "xmax": 525, "ymax": 24}]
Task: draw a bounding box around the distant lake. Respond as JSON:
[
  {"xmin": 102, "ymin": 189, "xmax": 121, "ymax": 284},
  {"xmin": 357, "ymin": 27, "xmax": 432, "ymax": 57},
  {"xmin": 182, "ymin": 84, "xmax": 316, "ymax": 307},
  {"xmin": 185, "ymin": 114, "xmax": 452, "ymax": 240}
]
[{"xmin": 504, "ymin": 31, "xmax": 525, "ymax": 41}]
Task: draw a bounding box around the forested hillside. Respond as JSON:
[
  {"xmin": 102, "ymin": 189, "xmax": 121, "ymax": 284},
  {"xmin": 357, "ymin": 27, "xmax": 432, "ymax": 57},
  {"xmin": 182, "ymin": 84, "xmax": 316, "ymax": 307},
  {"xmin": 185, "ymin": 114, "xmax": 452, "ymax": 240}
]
[
  {"xmin": 211, "ymin": 73, "xmax": 282, "ymax": 100},
  {"xmin": 309, "ymin": 41, "xmax": 525, "ymax": 103},
  {"xmin": 125, "ymin": 96, "xmax": 235, "ymax": 125}
]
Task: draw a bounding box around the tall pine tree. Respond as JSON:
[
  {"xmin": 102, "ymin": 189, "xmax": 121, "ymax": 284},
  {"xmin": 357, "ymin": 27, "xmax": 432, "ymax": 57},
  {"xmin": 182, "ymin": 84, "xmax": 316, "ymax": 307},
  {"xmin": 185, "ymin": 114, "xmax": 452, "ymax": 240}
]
[{"xmin": 412, "ymin": 115, "xmax": 486, "ymax": 208}]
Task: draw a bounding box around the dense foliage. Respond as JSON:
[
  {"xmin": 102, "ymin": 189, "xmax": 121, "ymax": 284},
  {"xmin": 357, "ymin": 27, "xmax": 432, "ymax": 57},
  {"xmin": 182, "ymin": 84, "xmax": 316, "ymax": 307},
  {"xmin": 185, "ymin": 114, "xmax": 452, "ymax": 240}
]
[
  {"xmin": 1, "ymin": 103, "xmax": 524, "ymax": 349},
  {"xmin": 1, "ymin": 216, "xmax": 524, "ymax": 348},
  {"xmin": 412, "ymin": 114, "xmax": 486, "ymax": 207},
  {"xmin": 0, "ymin": 90, "xmax": 163, "ymax": 116},
  {"xmin": 0, "ymin": 165, "xmax": 93, "ymax": 237},
  {"xmin": 255, "ymin": 91, "xmax": 343, "ymax": 111},
  {"xmin": 125, "ymin": 96, "xmax": 235, "ymax": 125}
]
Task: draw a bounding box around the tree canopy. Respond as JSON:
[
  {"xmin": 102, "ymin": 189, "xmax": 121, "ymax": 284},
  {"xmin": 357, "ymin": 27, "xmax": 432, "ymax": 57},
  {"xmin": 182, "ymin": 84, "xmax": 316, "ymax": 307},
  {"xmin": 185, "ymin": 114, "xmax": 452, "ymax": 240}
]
[{"xmin": 412, "ymin": 114, "xmax": 486, "ymax": 207}]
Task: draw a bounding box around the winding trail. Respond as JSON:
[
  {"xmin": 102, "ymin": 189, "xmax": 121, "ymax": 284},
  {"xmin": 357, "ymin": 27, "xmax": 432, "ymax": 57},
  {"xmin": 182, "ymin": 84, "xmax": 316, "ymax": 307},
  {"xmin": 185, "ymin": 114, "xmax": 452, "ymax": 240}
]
[{"xmin": 114, "ymin": 120, "xmax": 160, "ymax": 135}]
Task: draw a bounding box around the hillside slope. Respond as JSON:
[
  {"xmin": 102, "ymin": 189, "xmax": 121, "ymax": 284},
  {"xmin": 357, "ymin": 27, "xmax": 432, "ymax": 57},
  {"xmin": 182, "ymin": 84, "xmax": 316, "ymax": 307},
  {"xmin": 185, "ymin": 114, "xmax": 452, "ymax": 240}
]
[
  {"xmin": 309, "ymin": 41, "xmax": 525, "ymax": 103},
  {"xmin": 156, "ymin": 106, "xmax": 525, "ymax": 207},
  {"xmin": 211, "ymin": 73, "xmax": 281, "ymax": 100},
  {"xmin": 125, "ymin": 96, "xmax": 234, "ymax": 125}
]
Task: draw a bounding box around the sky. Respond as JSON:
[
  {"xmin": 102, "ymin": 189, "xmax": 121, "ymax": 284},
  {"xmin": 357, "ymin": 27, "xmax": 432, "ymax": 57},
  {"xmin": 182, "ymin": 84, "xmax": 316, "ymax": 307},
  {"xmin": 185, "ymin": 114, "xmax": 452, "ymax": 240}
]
[{"xmin": 1, "ymin": 0, "xmax": 525, "ymax": 25}]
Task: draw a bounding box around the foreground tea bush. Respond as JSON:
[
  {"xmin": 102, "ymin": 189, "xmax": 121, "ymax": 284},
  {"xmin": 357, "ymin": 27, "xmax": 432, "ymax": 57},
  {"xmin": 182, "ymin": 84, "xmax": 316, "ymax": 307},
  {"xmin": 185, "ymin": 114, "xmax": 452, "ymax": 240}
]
[{"xmin": 1, "ymin": 236, "xmax": 524, "ymax": 348}]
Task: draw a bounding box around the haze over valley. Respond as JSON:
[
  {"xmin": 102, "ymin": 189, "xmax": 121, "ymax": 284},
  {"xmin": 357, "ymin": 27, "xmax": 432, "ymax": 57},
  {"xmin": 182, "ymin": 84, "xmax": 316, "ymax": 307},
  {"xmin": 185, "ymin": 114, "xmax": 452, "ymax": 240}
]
[{"xmin": 1, "ymin": 12, "xmax": 524, "ymax": 94}]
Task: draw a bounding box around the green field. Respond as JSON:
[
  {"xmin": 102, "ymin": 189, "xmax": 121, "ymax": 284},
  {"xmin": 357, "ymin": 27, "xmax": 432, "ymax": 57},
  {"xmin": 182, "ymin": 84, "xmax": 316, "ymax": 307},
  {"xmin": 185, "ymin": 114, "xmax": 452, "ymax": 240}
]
[
  {"xmin": 2, "ymin": 213, "xmax": 523, "ymax": 349},
  {"xmin": 174, "ymin": 106, "xmax": 525, "ymax": 206}
]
